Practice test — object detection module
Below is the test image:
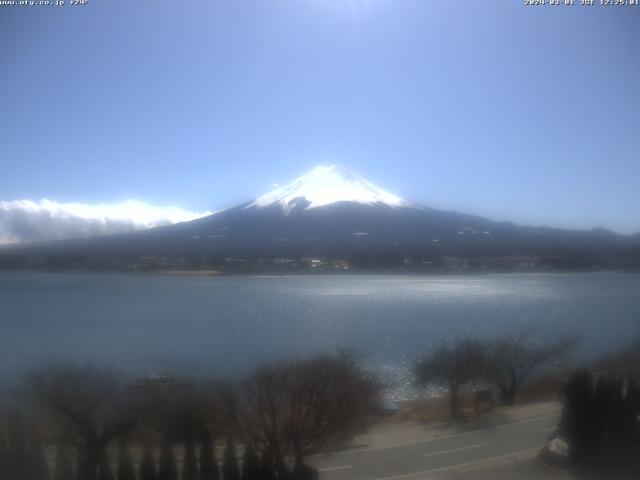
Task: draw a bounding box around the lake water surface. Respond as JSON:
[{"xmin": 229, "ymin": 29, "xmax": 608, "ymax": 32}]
[{"xmin": 1, "ymin": 272, "xmax": 639, "ymax": 394}]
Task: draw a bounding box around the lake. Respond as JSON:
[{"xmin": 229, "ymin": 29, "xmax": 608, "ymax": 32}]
[{"xmin": 1, "ymin": 272, "xmax": 639, "ymax": 396}]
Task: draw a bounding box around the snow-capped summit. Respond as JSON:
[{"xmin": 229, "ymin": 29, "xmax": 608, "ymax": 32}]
[{"xmin": 247, "ymin": 165, "xmax": 415, "ymax": 213}]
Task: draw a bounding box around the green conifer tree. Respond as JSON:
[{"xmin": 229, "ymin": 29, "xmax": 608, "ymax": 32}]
[
  {"xmin": 117, "ymin": 444, "xmax": 136, "ymax": 480},
  {"xmin": 0, "ymin": 425, "xmax": 8, "ymax": 480},
  {"xmin": 182, "ymin": 436, "xmax": 198, "ymax": 480},
  {"xmin": 622, "ymin": 376, "xmax": 640, "ymax": 471},
  {"xmin": 259, "ymin": 452, "xmax": 275, "ymax": 480},
  {"xmin": 0, "ymin": 425, "xmax": 7, "ymax": 478},
  {"xmin": 53, "ymin": 445, "xmax": 74, "ymax": 480},
  {"xmin": 240, "ymin": 444, "xmax": 260, "ymax": 480},
  {"xmin": 27, "ymin": 426, "xmax": 50, "ymax": 480},
  {"xmin": 607, "ymin": 375, "xmax": 625, "ymax": 465},
  {"xmin": 592, "ymin": 375, "xmax": 608, "ymax": 463},
  {"xmin": 199, "ymin": 430, "xmax": 219, "ymax": 480},
  {"xmin": 75, "ymin": 453, "xmax": 88, "ymax": 480},
  {"xmin": 139, "ymin": 446, "xmax": 157, "ymax": 480},
  {"xmin": 7, "ymin": 412, "xmax": 29, "ymax": 479},
  {"xmin": 98, "ymin": 454, "xmax": 114, "ymax": 480},
  {"xmin": 157, "ymin": 441, "xmax": 178, "ymax": 480},
  {"xmin": 561, "ymin": 369, "xmax": 594, "ymax": 468},
  {"xmin": 222, "ymin": 438, "xmax": 240, "ymax": 480}
]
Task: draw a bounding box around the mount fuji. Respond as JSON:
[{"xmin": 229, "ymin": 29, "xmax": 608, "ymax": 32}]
[
  {"xmin": 1, "ymin": 165, "xmax": 638, "ymax": 272},
  {"xmin": 246, "ymin": 165, "xmax": 415, "ymax": 212}
]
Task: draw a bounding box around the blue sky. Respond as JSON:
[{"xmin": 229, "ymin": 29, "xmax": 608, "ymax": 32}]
[{"xmin": 1, "ymin": 0, "xmax": 639, "ymax": 234}]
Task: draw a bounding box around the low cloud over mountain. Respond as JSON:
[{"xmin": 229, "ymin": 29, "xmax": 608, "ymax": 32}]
[{"xmin": 0, "ymin": 199, "xmax": 211, "ymax": 245}]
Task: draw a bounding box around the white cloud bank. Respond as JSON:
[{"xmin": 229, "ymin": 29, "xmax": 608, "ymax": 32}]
[{"xmin": 0, "ymin": 199, "xmax": 212, "ymax": 245}]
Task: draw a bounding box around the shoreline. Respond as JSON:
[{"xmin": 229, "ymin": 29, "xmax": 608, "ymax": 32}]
[{"xmin": 0, "ymin": 268, "xmax": 632, "ymax": 277}]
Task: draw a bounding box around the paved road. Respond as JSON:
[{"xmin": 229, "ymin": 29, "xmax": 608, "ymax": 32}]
[{"xmin": 310, "ymin": 404, "xmax": 566, "ymax": 480}]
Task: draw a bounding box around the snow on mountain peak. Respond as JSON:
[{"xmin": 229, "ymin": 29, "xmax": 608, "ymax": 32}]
[{"xmin": 247, "ymin": 165, "xmax": 415, "ymax": 213}]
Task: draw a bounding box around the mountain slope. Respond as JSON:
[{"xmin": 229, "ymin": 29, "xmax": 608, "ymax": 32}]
[{"xmin": 1, "ymin": 165, "xmax": 638, "ymax": 271}]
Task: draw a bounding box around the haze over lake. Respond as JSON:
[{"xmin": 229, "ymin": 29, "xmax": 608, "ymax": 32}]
[{"xmin": 1, "ymin": 272, "xmax": 639, "ymax": 390}]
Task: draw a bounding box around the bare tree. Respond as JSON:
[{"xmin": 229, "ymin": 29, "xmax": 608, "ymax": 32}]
[
  {"xmin": 487, "ymin": 330, "xmax": 577, "ymax": 405},
  {"xmin": 225, "ymin": 362, "xmax": 290, "ymax": 476},
  {"xmin": 228, "ymin": 352, "xmax": 380, "ymax": 477},
  {"xmin": 27, "ymin": 363, "xmax": 149, "ymax": 480},
  {"xmin": 287, "ymin": 353, "xmax": 379, "ymax": 473},
  {"xmin": 149, "ymin": 378, "xmax": 226, "ymax": 444},
  {"xmin": 415, "ymin": 339, "xmax": 488, "ymax": 418}
]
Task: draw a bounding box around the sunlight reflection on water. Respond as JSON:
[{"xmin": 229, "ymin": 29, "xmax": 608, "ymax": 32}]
[{"xmin": 0, "ymin": 272, "xmax": 638, "ymax": 394}]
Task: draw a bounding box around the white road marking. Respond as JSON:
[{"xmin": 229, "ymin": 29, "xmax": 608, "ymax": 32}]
[
  {"xmin": 424, "ymin": 443, "xmax": 488, "ymax": 457},
  {"xmin": 321, "ymin": 411, "xmax": 559, "ymax": 456},
  {"xmin": 318, "ymin": 465, "xmax": 352, "ymax": 472},
  {"xmin": 374, "ymin": 447, "xmax": 540, "ymax": 480},
  {"xmin": 324, "ymin": 431, "xmax": 474, "ymax": 456}
]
